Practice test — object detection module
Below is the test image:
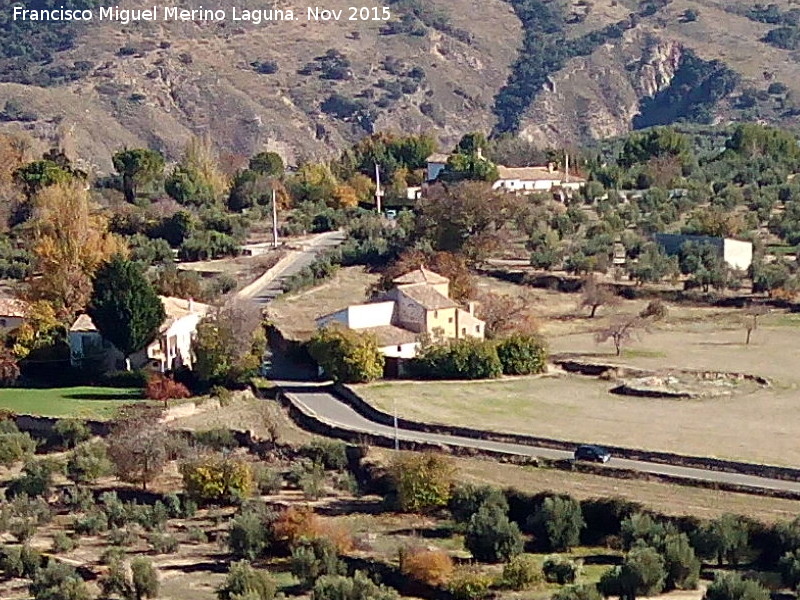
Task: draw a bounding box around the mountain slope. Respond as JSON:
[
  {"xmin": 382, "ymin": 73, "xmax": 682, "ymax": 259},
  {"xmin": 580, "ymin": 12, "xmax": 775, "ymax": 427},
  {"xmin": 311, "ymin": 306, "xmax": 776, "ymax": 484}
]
[{"xmin": 0, "ymin": 0, "xmax": 799, "ymax": 170}]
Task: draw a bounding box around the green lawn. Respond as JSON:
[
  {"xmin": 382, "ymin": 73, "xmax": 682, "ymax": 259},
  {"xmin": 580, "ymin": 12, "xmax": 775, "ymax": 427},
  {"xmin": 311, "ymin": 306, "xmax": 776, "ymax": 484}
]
[{"xmin": 0, "ymin": 386, "xmax": 144, "ymax": 420}]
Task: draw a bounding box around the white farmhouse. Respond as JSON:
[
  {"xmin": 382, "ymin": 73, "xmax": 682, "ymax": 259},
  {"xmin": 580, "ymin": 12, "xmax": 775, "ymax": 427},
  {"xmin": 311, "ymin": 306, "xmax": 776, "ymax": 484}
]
[
  {"xmin": 316, "ymin": 267, "xmax": 485, "ymax": 376},
  {"xmin": 654, "ymin": 234, "xmax": 753, "ymax": 271},
  {"xmin": 69, "ymin": 296, "xmax": 211, "ymax": 373},
  {"xmin": 492, "ymin": 164, "xmax": 586, "ymax": 194}
]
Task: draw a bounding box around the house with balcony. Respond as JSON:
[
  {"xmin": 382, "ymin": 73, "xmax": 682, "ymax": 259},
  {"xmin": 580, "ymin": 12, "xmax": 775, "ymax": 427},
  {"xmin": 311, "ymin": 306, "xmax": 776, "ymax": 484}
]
[{"xmin": 69, "ymin": 296, "xmax": 211, "ymax": 373}]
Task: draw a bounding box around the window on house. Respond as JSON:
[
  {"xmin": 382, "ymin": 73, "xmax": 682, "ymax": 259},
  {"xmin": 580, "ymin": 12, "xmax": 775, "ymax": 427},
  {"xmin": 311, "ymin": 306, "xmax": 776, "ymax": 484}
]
[
  {"xmin": 397, "ymin": 345, "xmax": 402, "ymax": 352},
  {"xmin": 462, "ymin": 328, "xmax": 466, "ymax": 335},
  {"xmin": 448, "ymin": 317, "xmax": 453, "ymax": 324},
  {"xmin": 434, "ymin": 310, "xmax": 438, "ymax": 318},
  {"xmin": 475, "ymin": 325, "xmax": 480, "ymax": 333},
  {"xmin": 0, "ymin": 319, "xmax": 6, "ymax": 327}
]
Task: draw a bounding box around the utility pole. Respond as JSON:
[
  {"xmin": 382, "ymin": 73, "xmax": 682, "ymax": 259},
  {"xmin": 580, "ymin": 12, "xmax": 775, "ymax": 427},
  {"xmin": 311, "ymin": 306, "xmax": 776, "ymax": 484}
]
[
  {"xmin": 271, "ymin": 188, "xmax": 279, "ymax": 248},
  {"xmin": 565, "ymin": 152, "xmax": 570, "ymax": 184},
  {"xmin": 375, "ymin": 163, "xmax": 383, "ymax": 214}
]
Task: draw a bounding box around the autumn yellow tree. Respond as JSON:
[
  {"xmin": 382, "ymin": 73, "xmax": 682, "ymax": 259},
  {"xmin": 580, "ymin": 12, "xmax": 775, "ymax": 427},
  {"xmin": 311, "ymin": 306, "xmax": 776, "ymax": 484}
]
[
  {"xmin": 183, "ymin": 134, "xmax": 230, "ymax": 200},
  {"xmin": 331, "ymin": 183, "xmax": 359, "ymax": 209},
  {"xmin": 27, "ymin": 181, "xmax": 126, "ymax": 317}
]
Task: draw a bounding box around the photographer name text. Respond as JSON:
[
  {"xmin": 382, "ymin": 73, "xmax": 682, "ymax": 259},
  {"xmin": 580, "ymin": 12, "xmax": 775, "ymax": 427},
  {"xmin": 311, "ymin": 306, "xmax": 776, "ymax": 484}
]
[{"xmin": 11, "ymin": 5, "xmax": 392, "ymax": 25}]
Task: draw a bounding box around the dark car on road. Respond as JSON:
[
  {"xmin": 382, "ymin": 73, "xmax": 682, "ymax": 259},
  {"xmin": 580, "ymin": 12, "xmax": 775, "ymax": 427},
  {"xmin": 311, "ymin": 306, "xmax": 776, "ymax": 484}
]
[{"xmin": 574, "ymin": 444, "xmax": 611, "ymax": 463}]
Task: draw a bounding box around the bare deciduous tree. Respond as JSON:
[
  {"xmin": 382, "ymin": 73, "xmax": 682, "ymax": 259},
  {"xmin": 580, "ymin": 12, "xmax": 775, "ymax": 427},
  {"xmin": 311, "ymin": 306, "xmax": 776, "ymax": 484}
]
[
  {"xmin": 594, "ymin": 315, "xmax": 646, "ymax": 356},
  {"xmin": 475, "ymin": 291, "xmax": 539, "ymax": 338},
  {"xmin": 579, "ymin": 275, "xmax": 620, "ymax": 318},
  {"xmin": 742, "ymin": 305, "xmax": 769, "ymax": 345},
  {"xmin": 107, "ymin": 414, "xmax": 168, "ymax": 490}
]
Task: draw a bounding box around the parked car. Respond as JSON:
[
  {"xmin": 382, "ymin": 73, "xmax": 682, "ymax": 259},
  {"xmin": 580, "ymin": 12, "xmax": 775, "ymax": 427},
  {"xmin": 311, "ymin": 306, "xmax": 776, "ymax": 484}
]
[{"xmin": 574, "ymin": 444, "xmax": 611, "ymax": 463}]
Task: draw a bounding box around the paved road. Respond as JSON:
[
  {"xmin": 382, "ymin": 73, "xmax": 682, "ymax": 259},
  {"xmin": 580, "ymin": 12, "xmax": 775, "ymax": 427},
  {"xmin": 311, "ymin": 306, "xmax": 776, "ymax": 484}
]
[
  {"xmin": 275, "ymin": 380, "xmax": 800, "ymax": 495},
  {"xmin": 241, "ymin": 230, "xmax": 347, "ymax": 304}
]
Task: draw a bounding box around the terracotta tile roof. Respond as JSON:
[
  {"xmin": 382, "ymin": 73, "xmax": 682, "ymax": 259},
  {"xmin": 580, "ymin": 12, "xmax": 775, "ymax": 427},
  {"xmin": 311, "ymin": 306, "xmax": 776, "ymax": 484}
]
[
  {"xmin": 392, "ymin": 267, "xmax": 449, "ymax": 286},
  {"xmin": 70, "ymin": 296, "xmax": 211, "ymax": 334},
  {"xmin": 399, "ymin": 285, "xmax": 457, "ymax": 310},
  {"xmin": 360, "ymin": 325, "xmax": 419, "ymax": 347},
  {"xmin": 0, "ymin": 298, "xmax": 29, "ymax": 318},
  {"xmin": 496, "ymin": 165, "xmax": 586, "ymax": 182}
]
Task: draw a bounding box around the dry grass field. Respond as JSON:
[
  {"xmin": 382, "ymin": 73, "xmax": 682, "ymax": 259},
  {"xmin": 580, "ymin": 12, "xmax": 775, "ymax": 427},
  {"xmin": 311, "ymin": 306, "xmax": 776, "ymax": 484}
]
[
  {"xmin": 267, "ymin": 266, "xmax": 380, "ymax": 340},
  {"xmin": 357, "ymin": 277, "xmax": 800, "ymax": 467}
]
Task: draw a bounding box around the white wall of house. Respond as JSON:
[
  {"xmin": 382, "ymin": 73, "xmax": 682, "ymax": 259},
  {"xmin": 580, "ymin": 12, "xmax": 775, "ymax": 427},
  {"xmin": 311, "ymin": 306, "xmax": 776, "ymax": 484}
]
[
  {"xmin": 379, "ymin": 342, "xmax": 420, "ymax": 359},
  {"xmin": 493, "ymin": 179, "xmax": 556, "ymax": 192},
  {"xmin": 148, "ymin": 313, "xmax": 204, "ymax": 371},
  {"xmin": 317, "ymin": 302, "xmax": 395, "ymax": 330},
  {"xmin": 723, "ymin": 239, "xmax": 753, "ymax": 271}
]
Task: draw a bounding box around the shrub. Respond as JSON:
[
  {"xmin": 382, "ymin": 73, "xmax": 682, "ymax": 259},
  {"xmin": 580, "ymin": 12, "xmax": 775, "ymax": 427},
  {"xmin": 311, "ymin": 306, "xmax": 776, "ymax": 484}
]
[
  {"xmin": 217, "ymin": 560, "xmax": 277, "ymax": 600},
  {"xmin": 449, "ymin": 483, "xmax": 508, "ymax": 524},
  {"xmin": 100, "ymin": 560, "xmax": 132, "ymax": 599},
  {"xmin": 272, "ymin": 505, "xmax": 319, "ymax": 549},
  {"xmin": 389, "ymin": 452, "xmax": 455, "ymax": 512},
  {"xmin": 163, "ymin": 492, "xmax": 182, "ymax": 518},
  {"xmin": 100, "ymin": 546, "xmax": 127, "ymax": 565},
  {"xmin": 598, "ymin": 545, "xmax": 665, "ymax": 599},
  {"xmin": 308, "ymin": 326, "xmax": 385, "ymax": 383},
  {"xmin": 99, "ymin": 492, "xmax": 128, "ymax": 528},
  {"xmin": 529, "ymin": 495, "xmax": 585, "ymax": 552},
  {"xmin": 52, "ymin": 419, "xmax": 90, "ymax": 449},
  {"xmin": 108, "ymin": 527, "xmax": 138, "ymax": 547},
  {"xmin": 29, "ymin": 561, "xmax": 91, "ymax": 600},
  {"xmin": 663, "ymin": 533, "xmax": 701, "ymax": 590},
  {"xmin": 543, "ymin": 557, "xmax": 580, "ymax": 584},
  {"xmin": 74, "ymin": 511, "xmax": 109, "ymax": 536},
  {"xmin": 496, "ymin": 334, "xmax": 548, "ymax": 375},
  {"xmin": 704, "ymin": 572, "xmax": 769, "ymax": 600},
  {"xmin": 502, "ymin": 554, "xmax": 542, "ymax": 590},
  {"xmin": 1, "ymin": 544, "xmax": 41, "ymax": 578},
  {"xmin": 0, "ymin": 428, "xmax": 37, "ymax": 467},
  {"xmin": 301, "ymin": 440, "xmax": 348, "ymax": 471},
  {"xmin": 465, "ymin": 504, "xmax": 523, "ymax": 563},
  {"xmin": 620, "ymin": 512, "xmax": 671, "ymax": 551},
  {"xmin": 291, "ymin": 537, "xmax": 344, "ymax": 589},
  {"xmin": 401, "ymin": 548, "xmax": 454, "ymax": 586},
  {"xmin": 52, "ymin": 531, "xmax": 77, "ymax": 553},
  {"xmin": 131, "ymin": 557, "xmax": 160, "ymax": 599},
  {"xmin": 313, "ymin": 571, "xmax": 398, "ymax": 600},
  {"xmin": 67, "ymin": 441, "xmax": 112, "ymax": 484},
  {"xmin": 553, "ymin": 584, "xmax": 603, "ymax": 600},
  {"xmin": 195, "ymin": 428, "xmax": 239, "ymax": 451},
  {"xmin": 229, "ymin": 510, "xmax": 272, "ymax": 560},
  {"xmin": 145, "ymin": 374, "xmax": 191, "ymax": 403},
  {"xmin": 8, "ymin": 458, "xmax": 63, "ymax": 498},
  {"xmin": 188, "ymin": 526, "xmax": 209, "ymax": 543},
  {"xmin": 147, "ymin": 531, "xmax": 179, "ymax": 554},
  {"xmin": 300, "ymin": 462, "xmax": 326, "ymax": 500},
  {"xmin": 252, "ymin": 464, "xmax": 283, "ymax": 494},
  {"xmin": 412, "ymin": 338, "xmax": 503, "ymax": 380},
  {"xmin": 180, "ymin": 455, "xmax": 254, "ymax": 504},
  {"xmin": 447, "ymin": 569, "xmax": 493, "ymax": 600}
]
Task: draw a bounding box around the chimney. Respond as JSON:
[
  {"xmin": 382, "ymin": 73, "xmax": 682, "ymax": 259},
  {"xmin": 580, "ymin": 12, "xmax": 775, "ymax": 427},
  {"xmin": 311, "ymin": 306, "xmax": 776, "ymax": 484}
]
[
  {"xmin": 188, "ymin": 297, "xmax": 194, "ymax": 312},
  {"xmin": 547, "ymin": 162, "xmax": 555, "ymax": 173},
  {"xmin": 467, "ymin": 301, "xmax": 476, "ymax": 315}
]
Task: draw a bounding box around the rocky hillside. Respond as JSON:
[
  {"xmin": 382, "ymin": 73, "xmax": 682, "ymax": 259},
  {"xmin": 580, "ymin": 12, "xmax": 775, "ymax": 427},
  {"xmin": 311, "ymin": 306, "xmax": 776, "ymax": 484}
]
[{"xmin": 0, "ymin": 0, "xmax": 799, "ymax": 171}]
